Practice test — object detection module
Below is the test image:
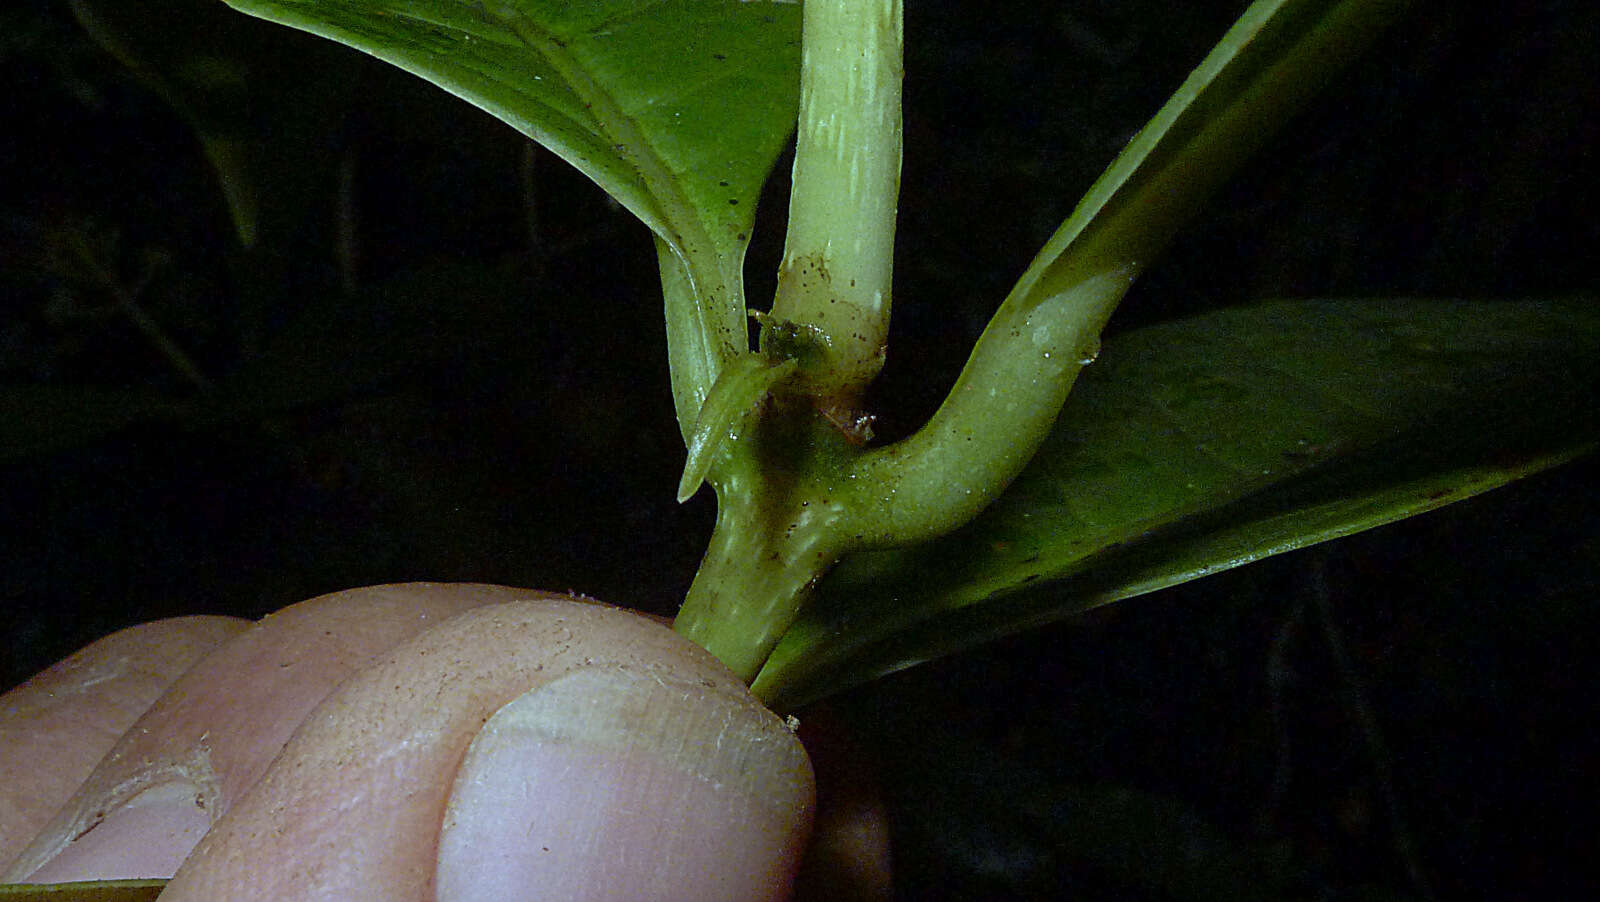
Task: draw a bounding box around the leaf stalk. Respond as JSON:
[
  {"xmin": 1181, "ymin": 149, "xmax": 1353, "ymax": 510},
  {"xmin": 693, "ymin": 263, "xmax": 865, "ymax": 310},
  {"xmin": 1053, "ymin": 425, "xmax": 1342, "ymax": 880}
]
[{"xmin": 766, "ymin": 0, "xmax": 902, "ymax": 406}]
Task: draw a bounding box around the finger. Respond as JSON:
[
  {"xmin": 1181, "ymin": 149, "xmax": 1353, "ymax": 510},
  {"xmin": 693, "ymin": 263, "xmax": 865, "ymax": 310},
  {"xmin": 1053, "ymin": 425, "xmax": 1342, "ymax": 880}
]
[
  {"xmin": 0, "ymin": 615, "xmax": 249, "ymax": 868},
  {"xmin": 3, "ymin": 583, "xmax": 531, "ymax": 883},
  {"xmin": 160, "ymin": 598, "xmax": 815, "ymax": 902}
]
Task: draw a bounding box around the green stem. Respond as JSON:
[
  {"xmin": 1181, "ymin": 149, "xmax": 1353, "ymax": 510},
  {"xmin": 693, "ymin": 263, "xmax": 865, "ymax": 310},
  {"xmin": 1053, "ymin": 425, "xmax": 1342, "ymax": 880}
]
[
  {"xmin": 678, "ymin": 0, "xmax": 1416, "ymax": 684},
  {"xmin": 767, "ymin": 0, "xmax": 902, "ymax": 404},
  {"xmin": 658, "ymin": 241, "xmax": 747, "ymax": 444},
  {"xmin": 675, "ymin": 410, "xmax": 857, "ymax": 682},
  {"xmin": 675, "ymin": 0, "xmax": 904, "ymax": 678},
  {"xmin": 823, "ymin": 0, "xmax": 1415, "ymax": 548},
  {"xmin": 842, "ymin": 263, "xmax": 1134, "ymax": 547}
]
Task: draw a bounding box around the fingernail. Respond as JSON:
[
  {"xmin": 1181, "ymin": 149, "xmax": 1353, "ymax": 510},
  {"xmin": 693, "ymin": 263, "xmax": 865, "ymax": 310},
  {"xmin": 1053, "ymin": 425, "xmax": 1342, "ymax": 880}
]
[
  {"xmin": 437, "ymin": 667, "xmax": 813, "ymax": 902},
  {"xmin": 24, "ymin": 780, "xmax": 211, "ymax": 883}
]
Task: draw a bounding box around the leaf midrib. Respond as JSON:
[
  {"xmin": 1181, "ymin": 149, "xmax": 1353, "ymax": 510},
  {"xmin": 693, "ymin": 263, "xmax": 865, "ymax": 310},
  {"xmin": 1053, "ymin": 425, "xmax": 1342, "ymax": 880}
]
[{"xmin": 480, "ymin": 4, "xmax": 720, "ymax": 265}]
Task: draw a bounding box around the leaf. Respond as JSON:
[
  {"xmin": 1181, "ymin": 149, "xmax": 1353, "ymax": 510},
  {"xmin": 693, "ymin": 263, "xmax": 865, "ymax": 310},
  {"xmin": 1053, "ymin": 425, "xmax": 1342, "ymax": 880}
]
[
  {"xmin": 0, "ymin": 880, "xmax": 164, "ymax": 901},
  {"xmin": 220, "ymin": 0, "xmax": 803, "ymax": 419},
  {"xmin": 755, "ymin": 299, "xmax": 1600, "ymax": 708},
  {"xmin": 984, "ymin": 0, "xmax": 1412, "ymax": 373},
  {"xmin": 830, "ymin": 0, "xmax": 1416, "ymax": 570}
]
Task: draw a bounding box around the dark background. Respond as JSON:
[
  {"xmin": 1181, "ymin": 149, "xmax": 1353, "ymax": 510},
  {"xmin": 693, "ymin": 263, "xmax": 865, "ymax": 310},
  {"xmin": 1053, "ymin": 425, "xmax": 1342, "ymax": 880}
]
[{"xmin": 3, "ymin": 0, "xmax": 1597, "ymax": 898}]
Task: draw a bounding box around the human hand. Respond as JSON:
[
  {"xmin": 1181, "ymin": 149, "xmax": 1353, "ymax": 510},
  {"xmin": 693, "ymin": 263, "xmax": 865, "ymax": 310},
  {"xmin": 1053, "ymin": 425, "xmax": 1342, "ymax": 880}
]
[{"xmin": 1, "ymin": 584, "xmax": 815, "ymax": 900}]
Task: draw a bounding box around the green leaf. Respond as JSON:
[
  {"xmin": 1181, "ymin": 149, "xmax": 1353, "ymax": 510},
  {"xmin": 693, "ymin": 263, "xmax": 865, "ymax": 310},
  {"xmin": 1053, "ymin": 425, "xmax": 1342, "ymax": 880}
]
[
  {"xmin": 826, "ymin": 0, "xmax": 1415, "ymax": 568},
  {"xmin": 0, "ymin": 880, "xmax": 164, "ymax": 901},
  {"xmin": 990, "ymin": 0, "xmax": 1411, "ymax": 361},
  {"xmin": 220, "ymin": 0, "xmax": 803, "ymax": 425},
  {"xmin": 755, "ymin": 299, "xmax": 1600, "ymax": 709}
]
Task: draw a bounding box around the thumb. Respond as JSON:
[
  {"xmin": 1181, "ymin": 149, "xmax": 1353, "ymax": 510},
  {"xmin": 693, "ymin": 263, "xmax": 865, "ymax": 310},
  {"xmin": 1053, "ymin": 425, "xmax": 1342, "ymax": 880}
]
[
  {"xmin": 437, "ymin": 659, "xmax": 811, "ymax": 901},
  {"xmin": 162, "ymin": 597, "xmax": 814, "ymax": 901}
]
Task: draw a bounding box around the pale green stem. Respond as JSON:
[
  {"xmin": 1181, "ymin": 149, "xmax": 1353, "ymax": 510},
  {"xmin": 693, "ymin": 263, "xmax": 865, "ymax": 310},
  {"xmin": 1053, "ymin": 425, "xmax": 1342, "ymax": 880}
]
[
  {"xmin": 767, "ymin": 0, "xmax": 902, "ymax": 401},
  {"xmin": 674, "ymin": 416, "xmax": 856, "ymax": 682},
  {"xmin": 674, "ymin": 0, "xmax": 905, "ymax": 677},
  {"xmin": 842, "ymin": 261, "xmax": 1135, "ymax": 546},
  {"xmin": 827, "ymin": 0, "xmax": 1413, "ymax": 547},
  {"xmin": 674, "ymin": 499, "xmax": 850, "ymax": 683},
  {"xmin": 658, "ymin": 241, "xmax": 747, "ymax": 444},
  {"xmin": 679, "ymin": 0, "xmax": 1416, "ymax": 684}
]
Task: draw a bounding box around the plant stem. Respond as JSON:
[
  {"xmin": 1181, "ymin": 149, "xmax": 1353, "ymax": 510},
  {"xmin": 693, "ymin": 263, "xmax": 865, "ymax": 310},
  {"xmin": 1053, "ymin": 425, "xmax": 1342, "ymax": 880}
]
[
  {"xmin": 1308, "ymin": 550, "xmax": 1436, "ymax": 902},
  {"xmin": 659, "ymin": 243, "xmax": 747, "ymax": 444},
  {"xmin": 825, "ymin": 0, "xmax": 1417, "ymax": 547},
  {"xmin": 842, "ymin": 263, "xmax": 1133, "ymax": 547},
  {"xmin": 675, "ymin": 0, "xmax": 904, "ymax": 679},
  {"xmin": 675, "ymin": 409, "xmax": 857, "ymax": 682},
  {"xmin": 766, "ymin": 0, "xmax": 902, "ymax": 405},
  {"xmin": 679, "ymin": 0, "xmax": 1421, "ymax": 686}
]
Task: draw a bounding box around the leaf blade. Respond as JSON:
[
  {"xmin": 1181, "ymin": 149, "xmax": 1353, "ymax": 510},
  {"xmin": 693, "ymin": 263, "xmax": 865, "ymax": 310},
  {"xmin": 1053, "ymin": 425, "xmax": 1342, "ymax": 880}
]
[
  {"xmin": 1009, "ymin": 0, "xmax": 1412, "ymax": 304},
  {"xmin": 219, "ymin": 0, "xmax": 803, "ymax": 425},
  {"xmin": 755, "ymin": 299, "xmax": 1600, "ymax": 708}
]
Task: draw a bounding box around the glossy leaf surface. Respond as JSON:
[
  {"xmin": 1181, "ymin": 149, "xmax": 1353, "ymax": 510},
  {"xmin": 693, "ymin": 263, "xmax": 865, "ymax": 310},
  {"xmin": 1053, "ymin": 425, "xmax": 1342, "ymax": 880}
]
[
  {"xmin": 222, "ymin": 0, "xmax": 797, "ymax": 253},
  {"xmin": 1006, "ymin": 0, "xmax": 1409, "ymax": 298},
  {"xmin": 755, "ymin": 299, "xmax": 1600, "ymax": 708},
  {"xmin": 220, "ymin": 0, "xmax": 802, "ymax": 420}
]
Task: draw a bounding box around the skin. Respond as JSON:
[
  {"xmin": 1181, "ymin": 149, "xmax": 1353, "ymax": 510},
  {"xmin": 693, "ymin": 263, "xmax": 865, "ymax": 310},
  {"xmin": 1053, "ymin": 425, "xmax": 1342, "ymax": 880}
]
[
  {"xmin": 0, "ymin": 584, "xmax": 838, "ymax": 900},
  {"xmin": 0, "ymin": 614, "xmax": 251, "ymax": 860}
]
